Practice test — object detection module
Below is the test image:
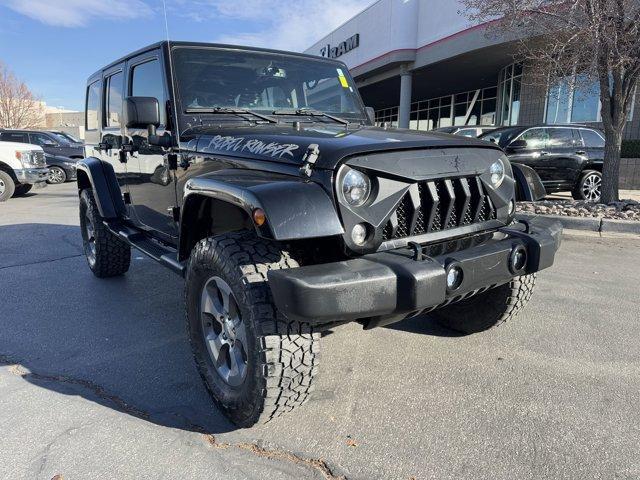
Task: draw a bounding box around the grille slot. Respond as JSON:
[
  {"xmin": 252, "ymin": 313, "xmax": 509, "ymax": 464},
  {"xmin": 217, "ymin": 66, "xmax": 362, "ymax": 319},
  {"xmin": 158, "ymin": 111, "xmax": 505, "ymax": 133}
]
[{"xmin": 381, "ymin": 176, "xmax": 496, "ymax": 241}]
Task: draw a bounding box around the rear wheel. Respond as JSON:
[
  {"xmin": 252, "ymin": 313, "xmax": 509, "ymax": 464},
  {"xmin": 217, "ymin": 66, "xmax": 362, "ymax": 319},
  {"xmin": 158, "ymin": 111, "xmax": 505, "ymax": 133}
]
[
  {"xmin": 0, "ymin": 170, "xmax": 15, "ymax": 202},
  {"xmin": 186, "ymin": 231, "xmax": 320, "ymax": 427},
  {"xmin": 48, "ymin": 166, "xmax": 67, "ymax": 184},
  {"xmin": 79, "ymin": 189, "xmax": 131, "ymax": 277},
  {"xmin": 432, "ymin": 274, "xmax": 537, "ymax": 334},
  {"xmin": 13, "ymin": 184, "xmax": 33, "ymax": 197},
  {"xmin": 572, "ymin": 170, "xmax": 602, "ymax": 202}
]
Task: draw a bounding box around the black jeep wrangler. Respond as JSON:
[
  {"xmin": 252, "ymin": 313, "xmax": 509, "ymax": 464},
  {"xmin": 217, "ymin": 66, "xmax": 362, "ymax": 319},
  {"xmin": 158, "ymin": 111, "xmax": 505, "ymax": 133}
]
[{"xmin": 77, "ymin": 41, "xmax": 561, "ymax": 427}]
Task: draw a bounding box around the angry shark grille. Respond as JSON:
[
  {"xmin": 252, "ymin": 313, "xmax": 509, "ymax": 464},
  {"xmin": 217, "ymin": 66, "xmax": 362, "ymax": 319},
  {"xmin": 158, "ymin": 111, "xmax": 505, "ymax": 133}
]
[{"xmin": 381, "ymin": 177, "xmax": 495, "ymax": 241}]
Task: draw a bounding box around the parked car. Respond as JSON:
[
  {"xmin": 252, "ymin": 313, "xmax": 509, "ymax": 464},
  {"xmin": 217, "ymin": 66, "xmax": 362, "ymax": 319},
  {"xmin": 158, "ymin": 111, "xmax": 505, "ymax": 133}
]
[
  {"xmin": 45, "ymin": 153, "xmax": 79, "ymax": 184},
  {"xmin": 479, "ymin": 125, "xmax": 605, "ymax": 201},
  {"xmin": 77, "ymin": 40, "xmax": 561, "ymax": 427},
  {"xmin": 0, "ymin": 129, "xmax": 85, "ymax": 159},
  {"xmin": 0, "ymin": 141, "xmax": 48, "ymax": 201},
  {"xmin": 434, "ymin": 126, "xmax": 496, "ymax": 138}
]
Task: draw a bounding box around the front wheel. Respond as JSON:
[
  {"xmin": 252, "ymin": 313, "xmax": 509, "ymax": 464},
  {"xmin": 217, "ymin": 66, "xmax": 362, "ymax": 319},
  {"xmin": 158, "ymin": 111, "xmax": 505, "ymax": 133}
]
[
  {"xmin": 432, "ymin": 274, "xmax": 537, "ymax": 334},
  {"xmin": 572, "ymin": 170, "xmax": 602, "ymax": 202},
  {"xmin": 0, "ymin": 170, "xmax": 16, "ymax": 202},
  {"xmin": 186, "ymin": 232, "xmax": 320, "ymax": 427},
  {"xmin": 47, "ymin": 166, "xmax": 67, "ymax": 184}
]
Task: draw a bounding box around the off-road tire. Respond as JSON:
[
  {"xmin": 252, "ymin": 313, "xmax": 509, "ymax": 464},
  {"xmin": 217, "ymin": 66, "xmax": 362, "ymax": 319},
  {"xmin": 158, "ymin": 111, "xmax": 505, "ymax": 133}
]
[
  {"xmin": 79, "ymin": 189, "xmax": 131, "ymax": 278},
  {"xmin": 572, "ymin": 170, "xmax": 602, "ymax": 202},
  {"xmin": 13, "ymin": 184, "xmax": 33, "ymax": 197},
  {"xmin": 0, "ymin": 170, "xmax": 15, "ymax": 202},
  {"xmin": 186, "ymin": 231, "xmax": 320, "ymax": 427},
  {"xmin": 432, "ymin": 274, "xmax": 537, "ymax": 334}
]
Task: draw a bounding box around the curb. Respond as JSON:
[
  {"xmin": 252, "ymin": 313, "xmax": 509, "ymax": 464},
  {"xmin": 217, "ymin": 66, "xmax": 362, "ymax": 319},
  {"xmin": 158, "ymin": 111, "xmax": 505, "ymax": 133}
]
[{"xmin": 518, "ymin": 213, "xmax": 640, "ymax": 235}]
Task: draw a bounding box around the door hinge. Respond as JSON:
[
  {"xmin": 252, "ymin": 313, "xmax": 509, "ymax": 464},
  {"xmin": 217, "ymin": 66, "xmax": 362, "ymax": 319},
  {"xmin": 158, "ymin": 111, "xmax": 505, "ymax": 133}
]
[
  {"xmin": 300, "ymin": 144, "xmax": 320, "ymax": 177},
  {"xmin": 167, "ymin": 206, "xmax": 180, "ymax": 222}
]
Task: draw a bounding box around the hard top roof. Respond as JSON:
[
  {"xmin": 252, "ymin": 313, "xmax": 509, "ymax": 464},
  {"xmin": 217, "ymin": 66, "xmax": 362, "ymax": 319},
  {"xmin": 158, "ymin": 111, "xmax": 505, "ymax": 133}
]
[{"xmin": 88, "ymin": 40, "xmax": 346, "ymax": 83}]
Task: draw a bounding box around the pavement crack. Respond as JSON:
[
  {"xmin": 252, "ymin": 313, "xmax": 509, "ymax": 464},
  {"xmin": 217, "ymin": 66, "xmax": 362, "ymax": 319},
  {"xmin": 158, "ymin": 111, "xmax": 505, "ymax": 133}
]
[
  {"xmin": 203, "ymin": 434, "xmax": 346, "ymax": 480},
  {"xmin": 0, "ymin": 354, "xmax": 149, "ymax": 420},
  {"xmin": 0, "ymin": 254, "xmax": 84, "ymax": 271}
]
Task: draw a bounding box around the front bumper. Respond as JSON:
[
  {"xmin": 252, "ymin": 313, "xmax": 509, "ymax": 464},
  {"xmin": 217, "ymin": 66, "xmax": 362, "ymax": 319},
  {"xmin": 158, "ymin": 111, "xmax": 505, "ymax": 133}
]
[
  {"xmin": 268, "ymin": 216, "xmax": 562, "ymax": 326},
  {"xmin": 15, "ymin": 168, "xmax": 49, "ymax": 185}
]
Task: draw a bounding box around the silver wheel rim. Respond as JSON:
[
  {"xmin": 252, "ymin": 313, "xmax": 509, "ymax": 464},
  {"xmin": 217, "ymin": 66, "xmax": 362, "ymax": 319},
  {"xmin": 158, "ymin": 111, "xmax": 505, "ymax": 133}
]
[
  {"xmin": 84, "ymin": 210, "xmax": 97, "ymax": 266},
  {"xmin": 581, "ymin": 173, "xmax": 601, "ymax": 202},
  {"xmin": 48, "ymin": 167, "xmax": 65, "ymax": 184},
  {"xmin": 0, "ymin": 178, "xmax": 5, "ymax": 196},
  {"xmin": 200, "ymin": 276, "xmax": 248, "ymax": 387}
]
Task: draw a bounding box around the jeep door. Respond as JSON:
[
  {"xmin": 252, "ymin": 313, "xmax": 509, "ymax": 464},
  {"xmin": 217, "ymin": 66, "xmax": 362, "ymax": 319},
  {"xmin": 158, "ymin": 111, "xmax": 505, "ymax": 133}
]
[{"xmin": 123, "ymin": 49, "xmax": 177, "ymax": 240}]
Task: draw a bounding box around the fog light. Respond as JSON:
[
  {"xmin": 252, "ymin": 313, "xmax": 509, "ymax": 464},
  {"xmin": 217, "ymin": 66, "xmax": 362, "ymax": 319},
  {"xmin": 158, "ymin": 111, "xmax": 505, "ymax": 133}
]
[
  {"xmin": 446, "ymin": 264, "xmax": 463, "ymax": 291},
  {"xmin": 351, "ymin": 223, "xmax": 368, "ymax": 245},
  {"xmin": 509, "ymin": 245, "xmax": 527, "ymax": 273}
]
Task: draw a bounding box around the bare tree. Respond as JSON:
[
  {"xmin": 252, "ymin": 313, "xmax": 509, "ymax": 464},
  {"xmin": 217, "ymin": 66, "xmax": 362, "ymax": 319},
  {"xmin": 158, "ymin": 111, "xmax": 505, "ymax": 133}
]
[
  {"xmin": 461, "ymin": 0, "xmax": 640, "ymax": 203},
  {"xmin": 0, "ymin": 62, "xmax": 44, "ymax": 130}
]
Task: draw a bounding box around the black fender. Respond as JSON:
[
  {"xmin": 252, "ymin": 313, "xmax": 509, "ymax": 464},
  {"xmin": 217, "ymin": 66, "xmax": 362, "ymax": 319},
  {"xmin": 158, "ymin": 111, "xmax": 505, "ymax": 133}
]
[
  {"xmin": 76, "ymin": 157, "xmax": 126, "ymax": 218},
  {"xmin": 179, "ymin": 170, "xmax": 344, "ymax": 259},
  {"xmin": 511, "ymin": 163, "xmax": 546, "ymax": 201}
]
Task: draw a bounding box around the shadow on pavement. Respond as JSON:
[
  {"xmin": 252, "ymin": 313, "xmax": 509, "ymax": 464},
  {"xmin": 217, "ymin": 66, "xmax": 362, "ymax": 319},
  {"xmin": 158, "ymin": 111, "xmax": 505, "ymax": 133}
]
[
  {"xmin": 0, "ymin": 222, "xmax": 236, "ymax": 436},
  {"xmin": 384, "ymin": 314, "xmax": 465, "ymax": 337}
]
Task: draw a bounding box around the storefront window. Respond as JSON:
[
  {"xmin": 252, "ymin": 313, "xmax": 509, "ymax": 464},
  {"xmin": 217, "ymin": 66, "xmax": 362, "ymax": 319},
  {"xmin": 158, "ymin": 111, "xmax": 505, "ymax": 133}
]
[{"xmin": 498, "ymin": 63, "xmax": 522, "ymax": 126}]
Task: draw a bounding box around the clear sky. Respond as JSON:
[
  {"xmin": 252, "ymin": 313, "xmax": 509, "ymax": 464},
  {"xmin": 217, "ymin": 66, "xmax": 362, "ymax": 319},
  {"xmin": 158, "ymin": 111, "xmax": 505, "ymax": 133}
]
[{"xmin": 0, "ymin": 0, "xmax": 373, "ymax": 111}]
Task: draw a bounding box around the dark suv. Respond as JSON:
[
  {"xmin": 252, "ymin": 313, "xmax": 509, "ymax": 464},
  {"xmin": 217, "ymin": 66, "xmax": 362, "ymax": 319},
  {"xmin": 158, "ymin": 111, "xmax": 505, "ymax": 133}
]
[
  {"xmin": 479, "ymin": 125, "xmax": 605, "ymax": 202},
  {"xmin": 77, "ymin": 41, "xmax": 561, "ymax": 427},
  {"xmin": 0, "ymin": 130, "xmax": 85, "ymax": 184}
]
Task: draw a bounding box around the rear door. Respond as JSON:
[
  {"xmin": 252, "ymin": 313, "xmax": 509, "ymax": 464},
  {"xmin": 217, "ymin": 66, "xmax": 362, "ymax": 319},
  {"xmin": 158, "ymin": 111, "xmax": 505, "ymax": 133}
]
[
  {"xmin": 578, "ymin": 128, "xmax": 605, "ymax": 165},
  {"xmin": 544, "ymin": 127, "xmax": 584, "ymax": 189},
  {"xmin": 100, "ymin": 65, "xmax": 127, "ymax": 184},
  {"xmin": 123, "ymin": 49, "xmax": 177, "ymax": 239}
]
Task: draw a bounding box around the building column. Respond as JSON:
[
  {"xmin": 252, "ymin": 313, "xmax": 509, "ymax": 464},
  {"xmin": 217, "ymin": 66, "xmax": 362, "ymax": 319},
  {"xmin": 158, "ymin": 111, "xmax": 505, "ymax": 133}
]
[{"xmin": 398, "ymin": 67, "xmax": 413, "ymax": 129}]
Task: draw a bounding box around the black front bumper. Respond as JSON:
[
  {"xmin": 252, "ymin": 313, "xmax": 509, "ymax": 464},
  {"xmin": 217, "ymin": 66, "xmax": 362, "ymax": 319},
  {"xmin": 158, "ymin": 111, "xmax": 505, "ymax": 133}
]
[{"xmin": 268, "ymin": 216, "xmax": 562, "ymax": 326}]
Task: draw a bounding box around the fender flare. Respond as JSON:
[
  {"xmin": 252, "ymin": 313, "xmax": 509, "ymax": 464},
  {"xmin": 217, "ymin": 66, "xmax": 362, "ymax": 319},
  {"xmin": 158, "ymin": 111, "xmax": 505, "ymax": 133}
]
[
  {"xmin": 180, "ymin": 172, "xmax": 344, "ymax": 257},
  {"xmin": 511, "ymin": 163, "xmax": 546, "ymax": 202},
  {"xmin": 76, "ymin": 157, "xmax": 126, "ymax": 218}
]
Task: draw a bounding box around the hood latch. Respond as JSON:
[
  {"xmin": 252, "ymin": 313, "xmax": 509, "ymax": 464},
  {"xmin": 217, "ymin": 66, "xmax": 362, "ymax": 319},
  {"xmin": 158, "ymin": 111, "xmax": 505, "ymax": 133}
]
[{"xmin": 300, "ymin": 143, "xmax": 320, "ymax": 177}]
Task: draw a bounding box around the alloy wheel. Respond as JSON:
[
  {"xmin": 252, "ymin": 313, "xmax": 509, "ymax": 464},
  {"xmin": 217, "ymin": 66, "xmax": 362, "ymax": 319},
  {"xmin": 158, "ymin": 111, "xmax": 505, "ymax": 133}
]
[
  {"xmin": 0, "ymin": 177, "xmax": 5, "ymax": 196},
  {"xmin": 48, "ymin": 166, "xmax": 66, "ymax": 184},
  {"xmin": 83, "ymin": 210, "xmax": 97, "ymax": 266},
  {"xmin": 200, "ymin": 276, "xmax": 248, "ymax": 387},
  {"xmin": 581, "ymin": 173, "xmax": 602, "ymax": 202}
]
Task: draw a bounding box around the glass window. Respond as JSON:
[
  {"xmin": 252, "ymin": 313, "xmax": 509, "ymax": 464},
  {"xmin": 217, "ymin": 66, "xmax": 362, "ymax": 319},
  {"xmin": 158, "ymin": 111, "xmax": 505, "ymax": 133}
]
[
  {"xmin": 0, "ymin": 132, "xmax": 28, "ymax": 143},
  {"xmin": 520, "ymin": 128, "xmax": 549, "ymax": 149},
  {"xmin": 580, "ymin": 129, "xmax": 605, "ymax": 148},
  {"xmin": 86, "ymin": 81, "xmax": 100, "ymax": 131},
  {"xmin": 30, "ymin": 133, "xmax": 56, "ymax": 146},
  {"xmin": 547, "ymin": 128, "xmax": 575, "ymax": 147},
  {"xmin": 105, "ymin": 71, "xmax": 124, "ymax": 128},
  {"xmin": 457, "ymin": 128, "xmax": 478, "ymax": 137},
  {"xmin": 571, "ymin": 77, "xmax": 600, "ymax": 122},
  {"xmin": 546, "ymin": 80, "xmax": 571, "ymax": 124},
  {"xmin": 498, "ymin": 63, "xmax": 522, "ymax": 126},
  {"xmin": 130, "ymin": 59, "xmax": 166, "ymax": 125}
]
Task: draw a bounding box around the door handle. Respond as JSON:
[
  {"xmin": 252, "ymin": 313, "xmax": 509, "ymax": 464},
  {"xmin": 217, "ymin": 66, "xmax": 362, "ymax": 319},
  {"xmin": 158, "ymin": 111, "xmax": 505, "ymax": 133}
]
[
  {"xmin": 540, "ymin": 151, "xmax": 549, "ymax": 156},
  {"xmin": 575, "ymin": 150, "xmax": 586, "ymax": 155}
]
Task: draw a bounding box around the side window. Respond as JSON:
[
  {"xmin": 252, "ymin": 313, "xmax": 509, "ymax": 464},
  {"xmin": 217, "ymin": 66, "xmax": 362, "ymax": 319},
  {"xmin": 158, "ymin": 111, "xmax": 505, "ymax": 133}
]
[
  {"xmin": 105, "ymin": 71, "xmax": 124, "ymax": 128},
  {"xmin": 130, "ymin": 59, "xmax": 166, "ymax": 125},
  {"xmin": 30, "ymin": 133, "xmax": 55, "ymax": 146},
  {"xmin": 86, "ymin": 81, "xmax": 100, "ymax": 131},
  {"xmin": 0, "ymin": 132, "xmax": 28, "ymax": 143},
  {"xmin": 547, "ymin": 128, "xmax": 575, "ymax": 148},
  {"xmin": 457, "ymin": 128, "xmax": 477, "ymax": 137},
  {"xmin": 580, "ymin": 129, "xmax": 605, "ymax": 148},
  {"xmin": 520, "ymin": 128, "xmax": 548, "ymax": 149}
]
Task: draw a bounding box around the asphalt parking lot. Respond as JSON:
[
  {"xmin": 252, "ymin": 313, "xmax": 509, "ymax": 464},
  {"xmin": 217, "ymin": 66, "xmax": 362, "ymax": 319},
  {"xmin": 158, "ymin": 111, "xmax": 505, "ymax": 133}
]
[{"xmin": 1, "ymin": 184, "xmax": 639, "ymax": 480}]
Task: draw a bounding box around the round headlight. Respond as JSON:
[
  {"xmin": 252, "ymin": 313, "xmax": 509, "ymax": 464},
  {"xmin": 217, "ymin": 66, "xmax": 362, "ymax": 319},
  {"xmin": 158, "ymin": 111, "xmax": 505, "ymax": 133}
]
[
  {"xmin": 342, "ymin": 169, "xmax": 371, "ymax": 206},
  {"xmin": 489, "ymin": 160, "xmax": 505, "ymax": 187}
]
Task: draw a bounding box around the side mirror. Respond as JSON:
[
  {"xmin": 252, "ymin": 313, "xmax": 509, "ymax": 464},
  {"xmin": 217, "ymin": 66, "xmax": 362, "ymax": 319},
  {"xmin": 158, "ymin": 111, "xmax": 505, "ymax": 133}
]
[
  {"xmin": 125, "ymin": 96, "xmax": 161, "ymax": 129},
  {"xmin": 509, "ymin": 139, "xmax": 528, "ymax": 150},
  {"xmin": 365, "ymin": 106, "xmax": 376, "ymax": 125}
]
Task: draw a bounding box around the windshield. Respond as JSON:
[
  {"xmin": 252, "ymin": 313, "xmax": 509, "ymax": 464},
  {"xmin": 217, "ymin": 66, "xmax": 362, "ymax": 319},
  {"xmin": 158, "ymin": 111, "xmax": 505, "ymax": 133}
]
[
  {"xmin": 479, "ymin": 127, "xmax": 524, "ymax": 148},
  {"xmin": 48, "ymin": 132, "xmax": 73, "ymax": 144},
  {"xmin": 172, "ymin": 47, "xmax": 367, "ymax": 122}
]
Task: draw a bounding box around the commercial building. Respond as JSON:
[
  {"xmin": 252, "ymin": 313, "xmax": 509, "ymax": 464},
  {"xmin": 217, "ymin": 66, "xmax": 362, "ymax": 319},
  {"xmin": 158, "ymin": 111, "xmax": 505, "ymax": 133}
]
[{"xmin": 304, "ymin": 0, "xmax": 640, "ymax": 140}]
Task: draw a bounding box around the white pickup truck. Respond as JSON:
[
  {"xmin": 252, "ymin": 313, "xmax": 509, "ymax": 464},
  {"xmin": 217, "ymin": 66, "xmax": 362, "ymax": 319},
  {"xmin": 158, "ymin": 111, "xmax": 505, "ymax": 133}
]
[{"xmin": 0, "ymin": 141, "xmax": 49, "ymax": 201}]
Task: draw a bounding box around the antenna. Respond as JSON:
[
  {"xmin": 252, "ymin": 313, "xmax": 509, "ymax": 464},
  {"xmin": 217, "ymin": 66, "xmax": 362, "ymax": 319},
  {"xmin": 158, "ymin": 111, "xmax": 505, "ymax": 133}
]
[{"xmin": 161, "ymin": 0, "xmax": 180, "ymax": 145}]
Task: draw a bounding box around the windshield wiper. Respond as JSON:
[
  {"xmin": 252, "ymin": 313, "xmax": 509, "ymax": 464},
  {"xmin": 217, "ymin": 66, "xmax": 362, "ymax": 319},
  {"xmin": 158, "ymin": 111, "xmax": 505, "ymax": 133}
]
[
  {"xmin": 185, "ymin": 106, "xmax": 278, "ymax": 124},
  {"xmin": 271, "ymin": 108, "xmax": 350, "ymax": 126}
]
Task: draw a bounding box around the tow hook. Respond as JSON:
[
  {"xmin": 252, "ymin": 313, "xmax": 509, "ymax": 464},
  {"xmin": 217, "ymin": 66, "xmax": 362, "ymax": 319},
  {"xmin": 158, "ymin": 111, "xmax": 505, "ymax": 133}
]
[
  {"xmin": 300, "ymin": 144, "xmax": 320, "ymax": 177},
  {"xmin": 408, "ymin": 241, "xmax": 427, "ymax": 261}
]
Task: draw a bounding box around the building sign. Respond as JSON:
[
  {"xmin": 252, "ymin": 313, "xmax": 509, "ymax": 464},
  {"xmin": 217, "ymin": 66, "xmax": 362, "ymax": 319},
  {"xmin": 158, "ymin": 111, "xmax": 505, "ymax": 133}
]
[{"xmin": 320, "ymin": 34, "xmax": 359, "ymax": 59}]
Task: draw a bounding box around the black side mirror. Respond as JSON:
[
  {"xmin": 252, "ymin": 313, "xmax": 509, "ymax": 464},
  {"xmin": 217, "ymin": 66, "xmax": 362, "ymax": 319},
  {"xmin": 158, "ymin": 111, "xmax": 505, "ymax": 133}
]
[
  {"xmin": 509, "ymin": 139, "xmax": 528, "ymax": 150},
  {"xmin": 125, "ymin": 96, "xmax": 161, "ymax": 129},
  {"xmin": 365, "ymin": 106, "xmax": 376, "ymax": 124}
]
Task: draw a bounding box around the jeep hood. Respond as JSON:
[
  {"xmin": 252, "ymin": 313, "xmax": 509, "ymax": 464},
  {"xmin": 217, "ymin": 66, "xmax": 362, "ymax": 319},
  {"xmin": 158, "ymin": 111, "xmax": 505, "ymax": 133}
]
[{"xmin": 183, "ymin": 124, "xmax": 502, "ymax": 170}]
